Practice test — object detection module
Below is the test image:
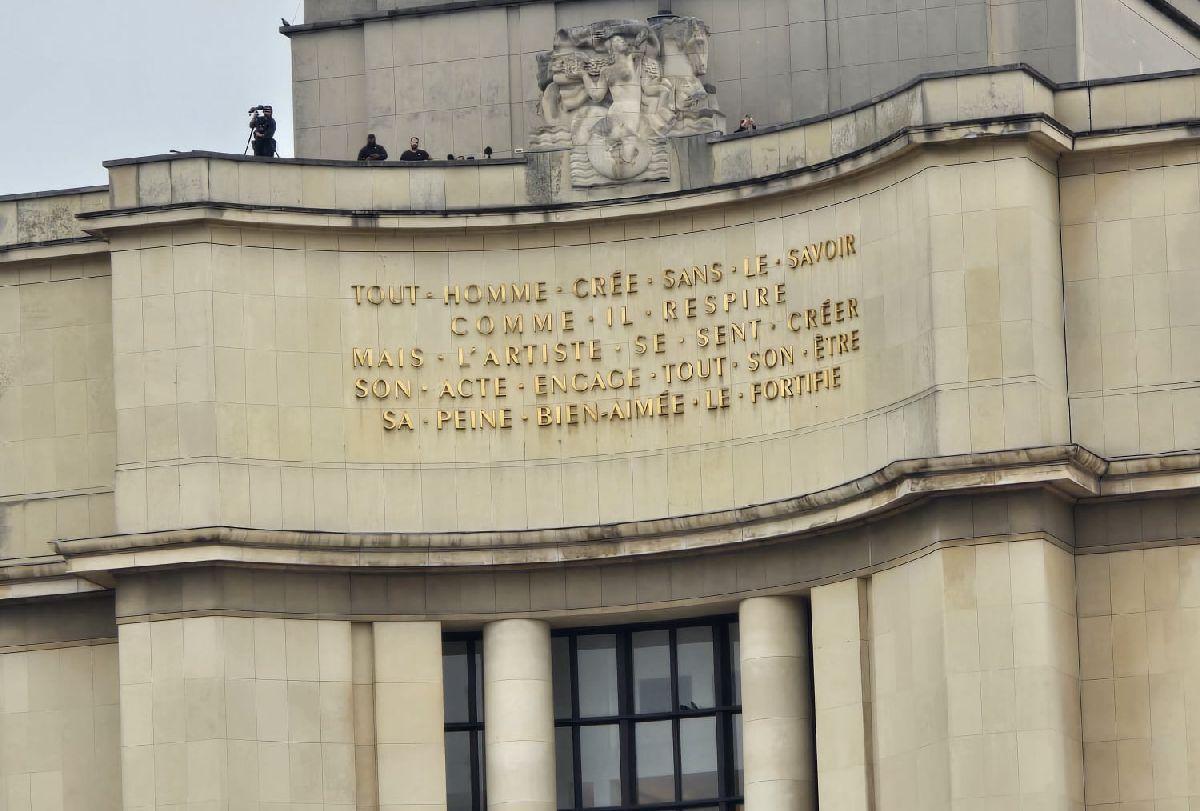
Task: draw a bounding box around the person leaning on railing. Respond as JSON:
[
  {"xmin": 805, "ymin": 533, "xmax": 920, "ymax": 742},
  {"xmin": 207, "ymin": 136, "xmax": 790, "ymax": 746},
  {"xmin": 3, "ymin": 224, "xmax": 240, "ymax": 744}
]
[
  {"xmin": 357, "ymin": 133, "xmax": 388, "ymax": 161},
  {"xmin": 399, "ymin": 136, "xmax": 431, "ymax": 161},
  {"xmin": 735, "ymin": 113, "xmax": 757, "ymax": 133}
]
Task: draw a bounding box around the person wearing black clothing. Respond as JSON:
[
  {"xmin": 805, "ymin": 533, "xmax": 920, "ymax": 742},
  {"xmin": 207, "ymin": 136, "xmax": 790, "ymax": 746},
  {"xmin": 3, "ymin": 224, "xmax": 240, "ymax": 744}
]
[
  {"xmin": 249, "ymin": 106, "xmax": 277, "ymax": 157},
  {"xmin": 734, "ymin": 114, "xmax": 757, "ymax": 133},
  {"xmin": 399, "ymin": 136, "xmax": 431, "ymax": 161},
  {"xmin": 357, "ymin": 134, "xmax": 388, "ymax": 161}
]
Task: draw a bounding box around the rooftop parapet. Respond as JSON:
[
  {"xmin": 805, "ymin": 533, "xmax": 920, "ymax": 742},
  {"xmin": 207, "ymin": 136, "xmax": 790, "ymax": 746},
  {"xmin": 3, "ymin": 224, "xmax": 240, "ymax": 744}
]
[
  {"xmin": 83, "ymin": 67, "xmax": 1200, "ymax": 224},
  {"xmin": 0, "ymin": 187, "xmax": 108, "ymax": 255}
]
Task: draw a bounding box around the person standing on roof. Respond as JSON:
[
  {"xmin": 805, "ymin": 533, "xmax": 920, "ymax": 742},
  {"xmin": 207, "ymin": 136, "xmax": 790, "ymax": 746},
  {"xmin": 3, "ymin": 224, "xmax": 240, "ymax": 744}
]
[
  {"xmin": 357, "ymin": 134, "xmax": 389, "ymax": 161},
  {"xmin": 399, "ymin": 136, "xmax": 431, "ymax": 161}
]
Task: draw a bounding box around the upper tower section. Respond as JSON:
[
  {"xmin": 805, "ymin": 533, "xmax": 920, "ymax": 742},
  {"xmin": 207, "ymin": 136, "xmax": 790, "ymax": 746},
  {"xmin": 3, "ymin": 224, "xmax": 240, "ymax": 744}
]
[{"xmin": 287, "ymin": 0, "xmax": 1199, "ymax": 161}]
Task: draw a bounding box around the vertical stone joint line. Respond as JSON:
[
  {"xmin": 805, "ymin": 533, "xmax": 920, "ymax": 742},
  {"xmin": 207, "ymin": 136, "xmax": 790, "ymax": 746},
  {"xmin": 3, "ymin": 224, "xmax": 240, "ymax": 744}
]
[
  {"xmin": 352, "ymin": 622, "xmax": 379, "ymax": 811},
  {"xmin": 859, "ymin": 578, "xmax": 877, "ymax": 811}
]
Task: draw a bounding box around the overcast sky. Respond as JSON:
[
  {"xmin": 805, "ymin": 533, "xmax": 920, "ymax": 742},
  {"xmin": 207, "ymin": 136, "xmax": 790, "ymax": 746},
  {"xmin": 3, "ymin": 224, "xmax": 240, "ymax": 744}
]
[{"xmin": 0, "ymin": 0, "xmax": 299, "ymax": 195}]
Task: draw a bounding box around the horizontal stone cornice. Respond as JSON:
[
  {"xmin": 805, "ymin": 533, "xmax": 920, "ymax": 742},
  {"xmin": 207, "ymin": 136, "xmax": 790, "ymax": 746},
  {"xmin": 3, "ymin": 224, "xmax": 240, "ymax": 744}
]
[
  {"xmin": 77, "ymin": 117, "xmax": 1070, "ymax": 238},
  {"xmin": 49, "ymin": 445, "xmax": 1109, "ymax": 576},
  {"xmin": 1099, "ymin": 452, "xmax": 1200, "ymax": 496}
]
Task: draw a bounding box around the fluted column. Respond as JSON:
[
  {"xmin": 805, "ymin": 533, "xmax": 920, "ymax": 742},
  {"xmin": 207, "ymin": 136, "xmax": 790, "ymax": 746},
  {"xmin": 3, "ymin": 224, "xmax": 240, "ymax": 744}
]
[
  {"xmin": 484, "ymin": 619, "xmax": 556, "ymax": 811},
  {"xmin": 739, "ymin": 596, "xmax": 817, "ymax": 810}
]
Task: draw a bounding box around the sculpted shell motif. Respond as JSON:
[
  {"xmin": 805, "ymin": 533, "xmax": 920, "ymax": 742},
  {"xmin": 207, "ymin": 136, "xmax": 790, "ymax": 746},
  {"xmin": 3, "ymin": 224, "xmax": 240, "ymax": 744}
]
[{"xmin": 529, "ymin": 16, "xmax": 725, "ymax": 187}]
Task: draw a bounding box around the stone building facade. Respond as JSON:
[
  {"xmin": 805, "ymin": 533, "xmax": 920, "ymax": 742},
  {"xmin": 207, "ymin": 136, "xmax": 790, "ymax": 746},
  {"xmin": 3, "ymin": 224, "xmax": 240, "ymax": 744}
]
[
  {"xmin": 1, "ymin": 2, "xmax": 1200, "ymax": 810},
  {"xmin": 285, "ymin": 0, "xmax": 1200, "ymax": 160}
]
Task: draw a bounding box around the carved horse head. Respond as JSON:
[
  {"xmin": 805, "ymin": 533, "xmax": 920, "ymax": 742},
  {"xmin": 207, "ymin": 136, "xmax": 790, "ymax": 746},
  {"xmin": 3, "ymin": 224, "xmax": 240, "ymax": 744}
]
[{"xmin": 653, "ymin": 16, "xmax": 711, "ymax": 76}]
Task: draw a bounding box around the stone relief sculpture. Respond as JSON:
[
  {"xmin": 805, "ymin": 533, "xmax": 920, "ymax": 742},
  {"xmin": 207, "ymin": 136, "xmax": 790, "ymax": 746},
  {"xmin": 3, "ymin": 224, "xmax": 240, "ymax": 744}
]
[{"xmin": 530, "ymin": 16, "xmax": 725, "ymax": 187}]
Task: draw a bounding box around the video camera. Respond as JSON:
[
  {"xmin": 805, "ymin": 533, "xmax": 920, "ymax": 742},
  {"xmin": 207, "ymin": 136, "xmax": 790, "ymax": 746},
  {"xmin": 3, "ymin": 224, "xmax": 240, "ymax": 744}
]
[
  {"xmin": 249, "ymin": 106, "xmax": 274, "ymax": 140},
  {"xmin": 244, "ymin": 104, "xmax": 277, "ymax": 157}
]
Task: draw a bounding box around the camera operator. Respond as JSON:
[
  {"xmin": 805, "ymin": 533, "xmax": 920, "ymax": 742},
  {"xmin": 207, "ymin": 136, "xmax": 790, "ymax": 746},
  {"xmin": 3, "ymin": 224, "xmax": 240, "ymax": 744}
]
[{"xmin": 248, "ymin": 105, "xmax": 277, "ymax": 157}]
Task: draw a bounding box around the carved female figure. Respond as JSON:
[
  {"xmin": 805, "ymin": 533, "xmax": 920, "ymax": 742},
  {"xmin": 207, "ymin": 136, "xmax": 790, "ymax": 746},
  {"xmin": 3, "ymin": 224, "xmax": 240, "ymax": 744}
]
[
  {"xmin": 578, "ymin": 30, "xmax": 672, "ymax": 169},
  {"xmin": 528, "ymin": 16, "xmax": 722, "ymax": 185}
]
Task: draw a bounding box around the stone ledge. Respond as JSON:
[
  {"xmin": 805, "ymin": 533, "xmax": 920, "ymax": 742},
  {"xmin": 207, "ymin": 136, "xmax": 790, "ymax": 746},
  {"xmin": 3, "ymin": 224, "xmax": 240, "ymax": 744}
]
[
  {"xmin": 51, "ymin": 445, "xmax": 1107, "ymax": 574},
  {"xmin": 101, "ymin": 153, "xmax": 525, "ymax": 169},
  {"xmin": 0, "ymin": 187, "xmax": 110, "ymax": 251},
  {"xmin": 102, "ymin": 530, "xmax": 1071, "ymax": 625},
  {"xmin": 0, "ymin": 235, "xmax": 106, "ymax": 263},
  {"xmin": 76, "ymin": 117, "xmax": 1071, "ymax": 237},
  {"xmin": 283, "ymin": 0, "xmax": 649, "ymax": 34},
  {"xmin": 0, "ymin": 576, "xmax": 109, "ymax": 602},
  {"xmin": 68, "ymin": 68, "xmax": 1200, "ymax": 223},
  {"xmin": 1098, "ymin": 452, "xmax": 1200, "ymax": 496},
  {"xmin": 60, "ymin": 490, "xmax": 1072, "ymax": 621},
  {"xmin": 0, "ymin": 184, "xmax": 108, "ymax": 203},
  {"xmin": 91, "ymin": 66, "xmax": 1068, "ymax": 213}
]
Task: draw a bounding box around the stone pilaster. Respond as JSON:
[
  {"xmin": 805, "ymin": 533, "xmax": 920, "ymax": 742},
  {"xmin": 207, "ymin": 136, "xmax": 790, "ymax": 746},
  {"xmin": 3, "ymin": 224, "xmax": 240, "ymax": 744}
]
[
  {"xmin": 373, "ymin": 621, "xmax": 446, "ymax": 811},
  {"xmin": 812, "ymin": 578, "xmax": 873, "ymax": 811}
]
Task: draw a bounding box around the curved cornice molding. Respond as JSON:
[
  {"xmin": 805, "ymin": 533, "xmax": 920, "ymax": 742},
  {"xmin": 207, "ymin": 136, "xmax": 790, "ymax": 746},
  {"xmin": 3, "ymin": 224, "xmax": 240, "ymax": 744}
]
[
  {"xmin": 77, "ymin": 117, "xmax": 1069, "ymax": 233},
  {"xmin": 8, "ymin": 68, "xmax": 1200, "ymax": 253},
  {"xmin": 50, "ymin": 445, "xmax": 1113, "ymax": 575}
]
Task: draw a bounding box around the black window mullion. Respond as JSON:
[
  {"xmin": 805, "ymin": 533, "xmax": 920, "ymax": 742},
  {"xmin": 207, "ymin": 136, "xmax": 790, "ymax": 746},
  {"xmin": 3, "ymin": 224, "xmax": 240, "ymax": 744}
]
[
  {"xmin": 671, "ymin": 717, "xmax": 683, "ymax": 806},
  {"xmin": 715, "ymin": 622, "xmax": 730, "ymax": 708},
  {"xmin": 668, "ymin": 626, "xmax": 680, "ymax": 713},
  {"xmin": 551, "ymin": 617, "xmax": 744, "ymax": 811},
  {"xmin": 472, "ymin": 638, "xmax": 482, "ymax": 811},
  {"xmin": 618, "ymin": 633, "xmax": 634, "ymax": 808},
  {"xmin": 571, "ymin": 725, "xmax": 582, "ymax": 810},
  {"xmin": 570, "ymin": 634, "xmax": 580, "ymax": 719},
  {"xmin": 669, "ymin": 628, "xmax": 682, "ymax": 804},
  {"xmin": 466, "ymin": 639, "xmax": 478, "ymax": 725},
  {"xmin": 469, "ymin": 729, "xmax": 481, "ymax": 811},
  {"xmin": 570, "ymin": 636, "xmax": 583, "ymax": 810},
  {"xmin": 714, "ymin": 622, "xmax": 730, "ymax": 805},
  {"xmin": 443, "ymin": 634, "xmax": 487, "ymax": 811},
  {"xmin": 468, "ymin": 640, "xmax": 480, "ymax": 811}
]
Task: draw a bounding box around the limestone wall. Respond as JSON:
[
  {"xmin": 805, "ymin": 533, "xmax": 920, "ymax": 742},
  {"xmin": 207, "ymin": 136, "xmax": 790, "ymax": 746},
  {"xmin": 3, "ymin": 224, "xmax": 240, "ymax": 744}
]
[
  {"xmin": 0, "ymin": 642, "xmax": 122, "ymax": 811},
  {"xmin": 111, "ymin": 70, "xmax": 1063, "ymax": 211},
  {"xmin": 0, "ymin": 251, "xmax": 117, "ymax": 560},
  {"xmin": 1061, "ymin": 142, "xmax": 1200, "ymax": 458},
  {"xmin": 1077, "ymin": 545, "xmax": 1200, "ymax": 808},
  {"xmin": 1079, "ymin": 0, "xmax": 1200, "ymax": 80},
  {"xmin": 99, "ymin": 138, "xmax": 1069, "ymax": 536},
  {"xmin": 117, "ymin": 617, "xmax": 360, "ymax": 809},
  {"xmin": 812, "ymin": 539, "xmax": 1083, "ymax": 810},
  {"xmin": 0, "ymin": 189, "xmax": 107, "ymax": 250},
  {"xmin": 1, "ymin": 51, "xmax": 1199, "ymax": 811},
  {"xmin": 289, "ymin": 0, "xmax": 1084, "ymax": 160},
  {"xmin": 4, "ymin": 68, "xmax": 1196, "ymax": 551},
  {"xmin": 15, "ymin": 527, "xmax": 1200, "ymax": 811},
  {"xmin": 872, "ymin": 541, "xmax": 1081, "ymax": 809}
]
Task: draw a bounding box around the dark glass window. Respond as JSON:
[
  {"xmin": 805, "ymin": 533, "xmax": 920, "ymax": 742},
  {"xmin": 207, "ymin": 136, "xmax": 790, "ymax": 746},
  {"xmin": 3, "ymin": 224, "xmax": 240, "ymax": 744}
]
[
  {"xmin": 444, "ymin": 636, "xmax": 485, "ymax": 811},
  {"xmin": 553, "ymin": 618, "xmax": 743, "ymax": 811}
]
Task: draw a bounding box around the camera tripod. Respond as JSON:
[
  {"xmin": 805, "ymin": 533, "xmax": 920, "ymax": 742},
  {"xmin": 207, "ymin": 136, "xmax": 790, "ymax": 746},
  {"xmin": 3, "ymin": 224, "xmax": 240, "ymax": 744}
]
[
  {"xmin": 243, "ymin": 131, "xmax": 280, "ymax": 158},
  {"xmin": 245, "ymin": 105, "xmax": 280, "ymax": 158}
]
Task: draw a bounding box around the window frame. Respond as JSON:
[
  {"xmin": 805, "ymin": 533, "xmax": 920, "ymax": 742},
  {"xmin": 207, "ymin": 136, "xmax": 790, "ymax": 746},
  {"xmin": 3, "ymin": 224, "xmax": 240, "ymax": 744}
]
[
  {"xmin": 552, "ymin": 616, "xmax": 743, "ymax": 811},
  {"xmin": 443, "ymin": 633, "xmax": 486, "ymax": 811}
]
